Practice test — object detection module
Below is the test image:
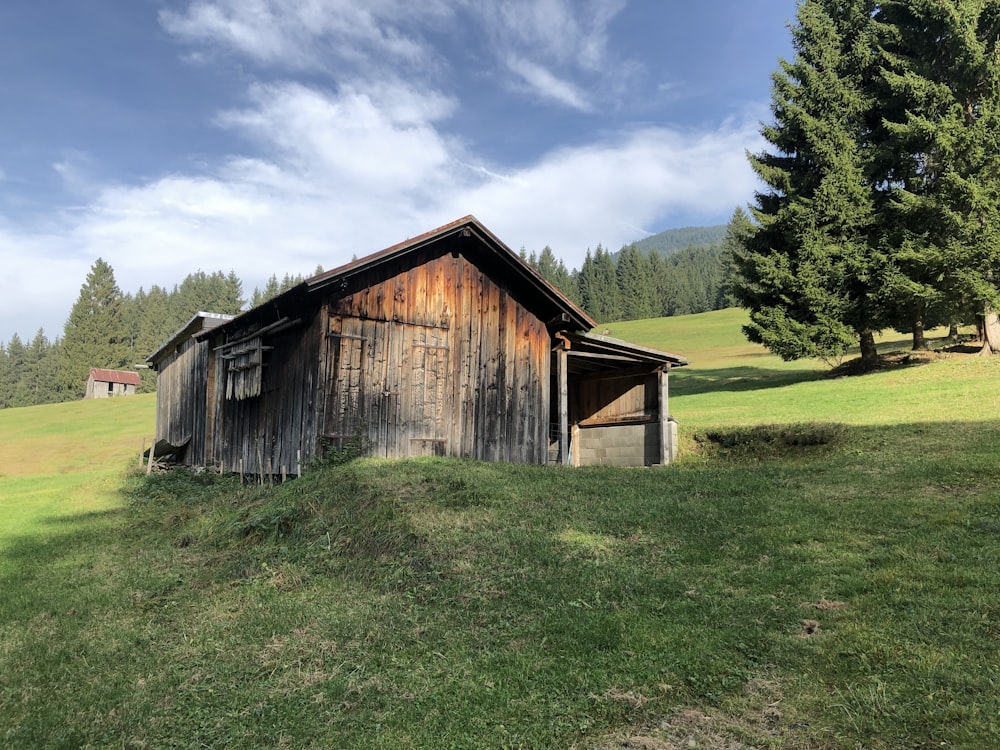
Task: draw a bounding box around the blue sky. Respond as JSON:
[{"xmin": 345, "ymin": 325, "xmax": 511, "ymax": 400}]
[{"xmin": 0, "ymin": 0, "xmax": 798, "ymax": 344}]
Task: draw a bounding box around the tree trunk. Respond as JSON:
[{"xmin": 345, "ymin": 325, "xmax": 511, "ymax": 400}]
[
  {"xmin": 979, "ymin": 309, "xmax": 1000, "ymax": 355},
  {"xmin": 859, "ymin": 329, "xmax": 878, "ymax": 367},
  {"xmin": 911, "ymin": 316, "xmax": 927, "ymax": 350}
]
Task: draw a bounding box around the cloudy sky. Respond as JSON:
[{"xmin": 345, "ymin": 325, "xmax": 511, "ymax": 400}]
[{"xmin": 0, "ymin": 0, "xmax": 798, "ymax": 343}]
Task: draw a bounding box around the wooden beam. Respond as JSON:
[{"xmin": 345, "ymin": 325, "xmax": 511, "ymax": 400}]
[
  {"xmin": 214, "ymin": 317, "xmax": 299, "ymax": 351},
  {"xmin": 558, "ymin": 346, "xmax": 569, "ymax": 465},
  {"xmin": 658, "ymin": 368, "xmax": 671, "ymax": 465}
]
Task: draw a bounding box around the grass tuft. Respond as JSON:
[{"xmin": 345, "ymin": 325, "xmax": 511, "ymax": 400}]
[{"xmin": 693, "ymin": 422, "xmax": 848, "ymax": 460}]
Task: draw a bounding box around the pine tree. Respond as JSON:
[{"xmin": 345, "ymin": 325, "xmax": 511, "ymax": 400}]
[
  {"xmin": 733, "ymin": 0, "xmax": 889, "ymax": 366},
  {"xmin": 616, "ymin": 244, "xmax": 657, "ymax": 320},
  {"xmin": 15, "ymin": 329, "xmax": 60, "ymax": 406},
  {"xmin": 250, "ymin": 274, "xmax": 283, "ymax": 307},
  {"xmin": 578, "ymin": 246, "xmax": 623, "ymax": 323},
  {"xmin": 878, "ymin": 0, "xmax": 1000, "ymax": 349},
  {"xmin": 0, "ymin": 338, "xmax": 17, "ymax": 409},
  {"xmin": 59, "ymin": 259, "xmax": 132, "ymax": 397}
]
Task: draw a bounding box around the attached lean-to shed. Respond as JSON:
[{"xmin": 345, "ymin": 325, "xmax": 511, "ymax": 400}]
[
  {"xmin": 84, "ymin": 368, "xmax": 141, "ymax": 399},
  {"xmin": 148, "ymin": 216, "xmax": 687, "ymax": 473}
]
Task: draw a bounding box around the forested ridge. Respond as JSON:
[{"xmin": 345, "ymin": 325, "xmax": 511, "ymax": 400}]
[{"xmin": 0, "ymin": 228, "xmax": 731, "ymax": 409}]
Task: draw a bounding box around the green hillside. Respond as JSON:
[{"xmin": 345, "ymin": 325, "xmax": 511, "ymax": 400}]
[
  {"xmin": 2, "ymin": 315, "xmax": 999, "ymax": 749},
  {"xmin": 631, "ymin": 224, "xmax": 728, "ymax": 257}
]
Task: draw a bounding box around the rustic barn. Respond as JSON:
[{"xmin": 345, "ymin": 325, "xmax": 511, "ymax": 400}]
[
  {"xmin": 84, "ymin": 368, "xmax": 141, "ymax": 399},
  {"xmin": 146, "ymin": 312, "xmax": 234, "ymax": 465},
  {"xmin": 148, "ymin": 216, "xmax": 687, "ymax": 473}
]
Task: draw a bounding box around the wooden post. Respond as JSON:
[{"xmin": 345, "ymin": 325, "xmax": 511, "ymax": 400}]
[
  {"xmin": 239, "ymin": 458, "xmax": 244, "ymax": 484},
  {"xmin": 145, "ymin": 441, "xmax": 155, "ymax": 475},
  {"xmin": 658, "ymin": 366, "xmax": 672, "ymax": 465},
  {"xmin": 281, "ymin": 465, "xmax": 287, "ymax": 483},
  {"xmin": 297, "ymin": 449, "xmax": 302, "ymax": 478},
  {"xmin": 558, "ymin": 345, "xmax": 569, "ymax": 466},
  {"xmin": 257, "ymin": 446, "xmax": 264, "ymax": 486}
]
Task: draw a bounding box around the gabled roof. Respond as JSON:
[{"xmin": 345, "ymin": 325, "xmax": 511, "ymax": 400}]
[
  {"xmin": 147, "ymin": 312, "xmax": 235, "ymax": 366},
  {"xmin": 210, "ymin": 215, "xmax": 596, "ymax": 338},
  {"xmin": 88, "ymin": 368, "xmax": 141, "ymax": 386}
]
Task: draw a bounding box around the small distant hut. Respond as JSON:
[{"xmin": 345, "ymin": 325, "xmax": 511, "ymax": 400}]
[
  {"xmin": 148, "ymin": 216, "xmax": 688, "ymax": 472},
  {"xmin": 84, "ymin": 368, "xmax": 141, "ymax": 399}
]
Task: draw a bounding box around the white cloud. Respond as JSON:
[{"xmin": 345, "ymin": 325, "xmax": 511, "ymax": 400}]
[
  {"xmin": 0, "ymin": 226, "xmax": 89, "ymax": 343},
  {"xmin": 0, "ymin": 2, "xmax": 770, "ymax": 344},
  {"xmin": 504, "ymin": 57, "xmax": 593, "ymax": 111},
  {"xmin": 217, "ymin": 81, "xmax": 460, "ymax": 194},
  {"xmin": 446, "ymin": 123, "xmax": 761, "ymax": 260},
  {"xmin": 161, "ymin": 0, "xmax": 633, "ymax": 111},
  {"xmin": 160, "ymin": 0, "xmax": 450, "ymax": 73},
  {"xmin": 0, "ymin": 76, "xmax": 762, "ymax": 344}
]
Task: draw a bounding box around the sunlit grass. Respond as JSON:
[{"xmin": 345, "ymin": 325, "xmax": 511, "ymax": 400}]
[{"xmin": 2, "ymin": 318, "xmax": 999, "ymax": 748}]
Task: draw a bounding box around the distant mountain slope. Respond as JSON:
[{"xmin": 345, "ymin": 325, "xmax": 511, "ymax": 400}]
[{"xmin": 632, "ymin": 224, "xmax": 728, "ymax": 258}]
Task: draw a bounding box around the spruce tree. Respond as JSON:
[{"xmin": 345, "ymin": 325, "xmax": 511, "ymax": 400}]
[
  {"xmin": 15, "ymin": 329, "xmax": 60, "ymax": 406},
  {"xmin": 0, "ymin": 338, "xmax": 18, "ymax": 409},
  {"xmin": 60, "ymin": 258, "xmax": 131, "ymax": 397},
  {"xmin": 878, "ymin": 0, "xmax": 1000, "ymax": 349},
  {"xmin": 616, "ymin": 244, "xmax": 658, "ymax": 320},
  {"xmin": 733, "ymin": 0, "xmax": 890, "ymax": 366}
]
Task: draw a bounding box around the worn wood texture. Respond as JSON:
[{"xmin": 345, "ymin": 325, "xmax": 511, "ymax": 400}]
[
  {"xmin": 571, "ymin": 371, "xmax": 658, "ymax": 427},
  {"xmin": 205, "ymin": 241, "xmax": 552, "ymax": 473},
  {"xmin": 210, "ymin": 312, "xmax": 323, "ymax": 476},
  {"xmin": 321, "ymin": 246, "xmax": 550, "ymax": 463},
  {"xmin": 153, "ymin": 335, "xmax": 211, "ymax": 465}
]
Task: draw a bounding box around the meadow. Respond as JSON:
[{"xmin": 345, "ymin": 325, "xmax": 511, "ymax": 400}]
[{"xmin": 1, "ymin": 309, "xmax": 998, "ymax": 749}]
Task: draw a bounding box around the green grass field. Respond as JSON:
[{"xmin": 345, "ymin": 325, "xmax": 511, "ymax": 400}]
[{"xmin": 2, "ymin": 312, "xmax": 999, "ymax": 749}]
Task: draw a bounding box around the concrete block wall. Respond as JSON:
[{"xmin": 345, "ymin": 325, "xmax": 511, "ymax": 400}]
[{"xmin": 576, "ymin": 422, "xmax": 660, "ymax": 467}]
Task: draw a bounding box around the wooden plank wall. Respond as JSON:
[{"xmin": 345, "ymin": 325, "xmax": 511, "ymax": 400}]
[
  {"xmin": 153, "ymin": 336, "xmax": 209, "ymax": 465},
  {"xmin": 211, "ymin": 313, "xmax": 323, "ymax": 475},
  {"xmin": 571, "ymin": 372, "xmax": 658, "ymax": 427},
  {"xmin": 204, "ymin": 242, "xmax": 552, "ymax": 472},
  {"xmin": 323, "ymin": 246, "xmax": 551, "ymax": 464}
]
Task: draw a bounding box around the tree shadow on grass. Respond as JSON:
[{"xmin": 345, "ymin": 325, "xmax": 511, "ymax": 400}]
[
  {"xmin": 0, "ymin": 507, "xmax": 126, "ymax": 627},
  {"xmin": 671, "ymin": 366, "xmax": 826, "ymax": 396}
]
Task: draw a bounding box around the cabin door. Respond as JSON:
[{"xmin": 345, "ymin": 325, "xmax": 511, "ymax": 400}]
[
  {"xmin": 323, "ymin": 315, "xmax": 368, "ymax": 454},
  {"xmin": 404, "ymin": 326, "xmax": 451, "ymax": 457},
  {"xmin": 324, "ymin": 315, "xmax": 451, "ymax": 458}
]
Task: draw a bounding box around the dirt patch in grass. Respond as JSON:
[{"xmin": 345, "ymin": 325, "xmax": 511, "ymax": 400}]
[
  {"xmin": 583, "ymin": 678, "xmax": 812, "ymax": 750},
  {"xmin": 692, "ymin": 423, "xmax": 847, "ymax": 461}
]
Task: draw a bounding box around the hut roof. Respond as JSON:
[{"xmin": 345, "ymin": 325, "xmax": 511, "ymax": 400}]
[
  {"xmin": 558, "ymin": 330, "xmax": 687, "ymax": 376},
  {"xmin": 147, "ymin": 312, "xmax": 235, "ymax": 366},
  {"xmin": 87, "ymin": 368, "xmax": 141, "ymax": 386},
  {"xmin": 210, "ymin": 215, "xmax": 597, "ymax": 338}
]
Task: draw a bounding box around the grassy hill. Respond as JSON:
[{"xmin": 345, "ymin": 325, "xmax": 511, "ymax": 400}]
[{"xmin": 2, "ymin": 315, "xmax": 999, "ymax": 748}]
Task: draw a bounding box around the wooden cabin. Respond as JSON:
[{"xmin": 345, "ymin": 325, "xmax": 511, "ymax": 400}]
[
  {"xmin": 84, "ymin": 368, "xmax": 141, "ymax": 399},
  {"xmin": 148, "ymin": 216, "xmax": 687, "ymax": 472}
]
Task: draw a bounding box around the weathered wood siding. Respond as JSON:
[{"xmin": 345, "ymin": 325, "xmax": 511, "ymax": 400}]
[
  {"xmin": 321, "ymin": 247, "xmax": 551, "ymax": 463},
  {"xmin": 210, "ymin": 312, "xmax": 324, "ymax": 474},
  {"xmin": 153, "ymin": 336, "xmax": 210, "ymax": 464},
  {"xmin": 570, "ymin": 371, "xmax": 658, "ymax": 427},
  {"xmin": 205, "ymin": 243, "xmax": 552, "ymax": 472}
]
